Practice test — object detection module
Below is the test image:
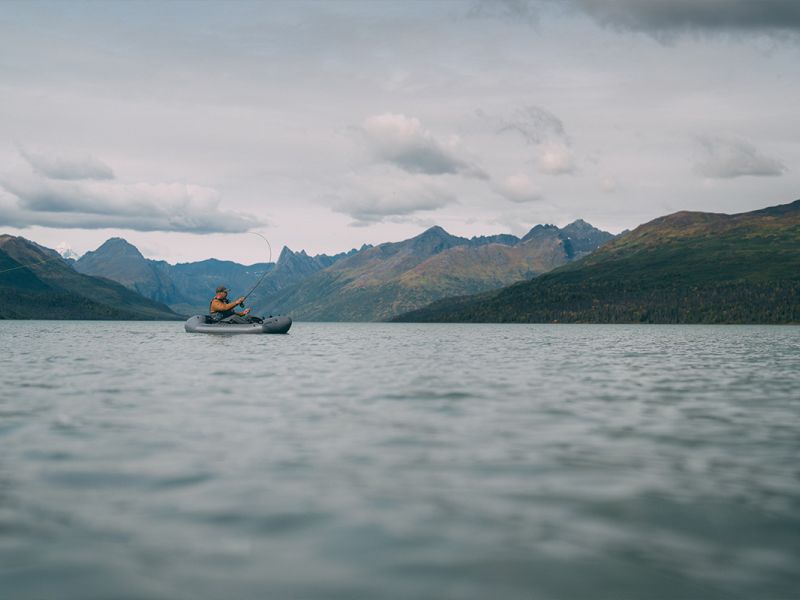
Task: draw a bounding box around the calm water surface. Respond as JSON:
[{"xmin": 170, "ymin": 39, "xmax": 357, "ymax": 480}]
[{"xmin": 1, "ymin": 322, "xmax": 798, "ymax": 600}]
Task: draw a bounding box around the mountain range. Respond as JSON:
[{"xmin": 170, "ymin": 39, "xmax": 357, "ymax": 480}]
[
  {"xmin": 264, "ymin": 220, "xmax": 614, "ymax": 321},
  {"xmin": 395, "ymin": 199, "xmax": 800, "ymax": 324},
  {"xmin": 67, "ymin": 219, "xmax": 613, "ymax": 321},
  {"xmin": 0, "ymin": 235, "xmax": 180, "ymax": 320},
  {"xmin": 74, "ymin": 238, "xmax": 365, "ymax": 315}
]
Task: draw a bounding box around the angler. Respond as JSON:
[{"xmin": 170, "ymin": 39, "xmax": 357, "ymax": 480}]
[
  {"xmin": 184, "ymin": 232, "xmax": 292, "ymax": 334},
  {"xmin": 209, "ymin": 285, "xmax": 254, "ymax": 324}
]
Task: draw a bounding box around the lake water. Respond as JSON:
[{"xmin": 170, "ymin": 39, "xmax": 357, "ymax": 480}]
[{"xmin": 1, "ymin": 321, "xmax": 798, "ymax": 600}]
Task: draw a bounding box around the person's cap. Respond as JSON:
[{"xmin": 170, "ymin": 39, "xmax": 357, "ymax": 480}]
[{"xmin": 216, "ymin": 285, "xmax": 229, "ymax": 293}]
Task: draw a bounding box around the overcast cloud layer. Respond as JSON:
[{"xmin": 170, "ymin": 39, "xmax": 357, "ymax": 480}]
[{"xmin": 0, "ymin": 0, "xmax": 797, "ymax": 263}]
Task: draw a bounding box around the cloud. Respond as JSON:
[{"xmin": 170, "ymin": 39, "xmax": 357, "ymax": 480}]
[
  {"xmin": 329, "ymin": 174, "xmax": 457, "ymax": 224},
  {"xmin": 18, "ymin": 146, "xmax": 115, "ymax": 180},
  {"xmin": 480, "ymin": 106, "xmax": 577, "ymax": 175},
  {"xmin": 0, "ymin": 176, "xmax": 262, "ymax": 233},
  {"xmin": 360, "ymin": 113, "xmax": 487, "ymax": 178},
  {"xmin": 693, "ymin": 136, "xmax": 787, "ymax": 179},
  {"xmin": 561, "ymin": 0, "xmax": 800, "ymax": 35},
  {"xmin": 490, "ymin": 105, "xmax": 568, "ymax": 146},
  {"xmin": 537, "ymin": 144, "xmax": 576, "ymax": 175},
  {"xmin": 469, "ymin": 1, "xmax": 800, "ymax": 35},
  {"xmin": 493, "ymin": 173, "xmax": 542, "ymax": 203}
]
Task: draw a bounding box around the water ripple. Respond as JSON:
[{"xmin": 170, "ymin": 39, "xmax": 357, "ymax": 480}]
[{"xmin": 0, "ymin": 321, "xmax": 798, "ymax": 600}]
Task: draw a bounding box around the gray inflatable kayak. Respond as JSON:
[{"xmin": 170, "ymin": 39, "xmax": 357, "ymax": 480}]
[{"xmin": 185, "ymin": 315, "xmax": 292, "ymax": 334}]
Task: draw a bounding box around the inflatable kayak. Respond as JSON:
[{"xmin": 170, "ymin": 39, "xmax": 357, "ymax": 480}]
[{"xmin": 185, "ymin": 315, "xmax": 292, "ymax": 334}]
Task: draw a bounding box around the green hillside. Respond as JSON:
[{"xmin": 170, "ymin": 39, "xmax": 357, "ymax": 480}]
[
  {"xmin": 395, "ymin": 200, "xmax": 800, "ymax": 324},
  {"xmin": 0, "ymin": 235, "xmax": 182, "ymax": 320}
]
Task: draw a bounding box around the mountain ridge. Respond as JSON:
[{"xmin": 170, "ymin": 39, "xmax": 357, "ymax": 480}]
[
  {"xmin": 394, "ymin": 199, "xmax": 800, "ymax": 324},
  {"xmin": 0, "ymin": 235, "xmax": 182, "ymax": 320},
  {"xmin": 16, "ymin": 218, "xmax": 614, "ymax": 321},
  {"xmin": 75, "ymin": 239, "xmax": 365, "ymax": 315},
  {"xmin": 266, "ymin": 220, "xmax": 614, "ymax": 321}
]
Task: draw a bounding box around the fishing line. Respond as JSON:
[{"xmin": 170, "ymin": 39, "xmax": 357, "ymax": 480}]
[
  {"xmin": 0, "ymin": 253, "xmax": 70, "ymax": 275},
  {"xmin": 241, "ymin": 231, "xmax": 273, "ymax": 304}
]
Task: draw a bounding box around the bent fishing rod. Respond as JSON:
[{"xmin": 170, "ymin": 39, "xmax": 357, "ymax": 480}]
[{"xmin": 238, "ymin": 231, "xmax": 273, "ymax": 309}]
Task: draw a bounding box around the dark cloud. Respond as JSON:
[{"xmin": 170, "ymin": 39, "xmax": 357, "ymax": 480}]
[
  {"xmin": 0, "ymin": 176, "xmax": 262, "ymax": 233},
  {"xmin": 361, "ymin": 114, "xmax": 487, "ymax": 179},
  {"xmin": 489, "ymin": 105, "xmax": 568, "ymax": 146},
  {"xmin": 471, "ymin": 1, "xmax": 800, "ymax": 34},
  {"xmin": 567, "ymin": 0, "xmax": 800, "ymax": 34},
  {"xmin": 693, "ymin": 135, "xmax": 787, "ymax": 179},
  {"xmin": 18, "ymin": 146, "xmax": 115, "ymax": 180}
]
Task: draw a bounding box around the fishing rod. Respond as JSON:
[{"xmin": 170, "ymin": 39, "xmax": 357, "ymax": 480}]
[{"xmin": 239, "ymin": 231, "xmax": 273, "ymax": 308}]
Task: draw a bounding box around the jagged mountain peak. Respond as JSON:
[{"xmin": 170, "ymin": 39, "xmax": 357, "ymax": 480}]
[
  {"xmin": 563, "ymin": 218, "xmax": 591, "ymax": 230},
  {"xmin": 469, "ymin": 233, "xmax": 520, "ymax": 247},
  {"xmin": 526, "ymin": 223, "xmax": 559, "ymax": 232},
  {"xmin": 55, "ymin": 242, "xmax": 81, "ymax": 260},
  {"xmin": 560, "ymin": 220, "xmax": 614, "ymax": 255},
  {"xmin": 408, "ymin": 225, "xmax": 464, "ymax": 255},
  {"xmin": 413, "ymin": 225, "xmax": 464, "ymax": 242},
  {"xmin": 277, "ymin": 246, "xmax": 312, "ymax": 264},
  {"xmin": 413, "ymin": 225, "xmax": 460, "ymax": 241},
  {"xmin": 277, "ymin": 246, "xmax": 295, "ymax": 262},
  {"xmin": 521, "ymin": 223, "xmax": 560, "ymax": 243}
]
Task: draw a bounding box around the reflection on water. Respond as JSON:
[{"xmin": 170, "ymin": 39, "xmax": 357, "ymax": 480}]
[{"xmin": 0, "ymin": 322, "xmax": 798, "ymax": 599}]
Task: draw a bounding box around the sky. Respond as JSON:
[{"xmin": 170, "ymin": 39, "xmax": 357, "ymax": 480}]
[{"xmin": 1, "ymin": 0, "xmax": 798, "ymax": 264}]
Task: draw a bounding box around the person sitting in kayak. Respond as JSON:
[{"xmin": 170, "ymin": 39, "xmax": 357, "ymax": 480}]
[{"xmin": 210, "ymin": 285, "xmax": 253, "ymax": 324}]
